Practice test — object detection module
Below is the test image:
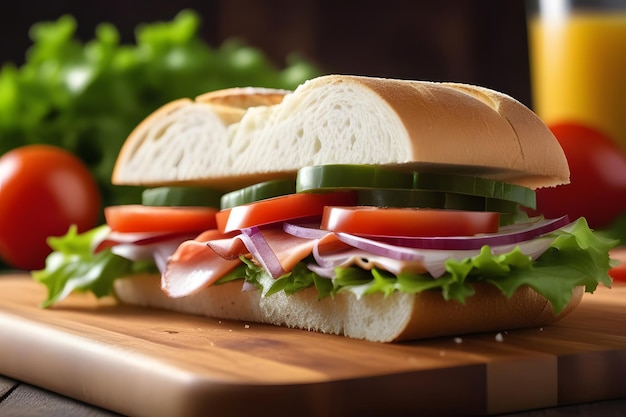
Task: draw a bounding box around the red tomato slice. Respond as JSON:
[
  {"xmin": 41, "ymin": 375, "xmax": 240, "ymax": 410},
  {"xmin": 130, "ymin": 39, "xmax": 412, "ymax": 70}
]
[
  {"xmin": 216, "ymin": 192, "xmax": 357, "ymax": 233},
  {"xmin": 105, "ymin": 205, "xmax": 218, "ymax": 233},
  {"xmin": 321, "ymin": 207, "xmax": 500, "ymax": 237}
]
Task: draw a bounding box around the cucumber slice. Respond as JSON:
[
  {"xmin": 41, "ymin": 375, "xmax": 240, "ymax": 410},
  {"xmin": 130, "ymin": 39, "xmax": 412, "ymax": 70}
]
[
  {"xmin": 357, "ymin": 189, "xmax": 486, "ymax": 210},
  {"xmin": 413, "ymin": 172, "xmax": 536, "ymax": 209},
  {"xmin": 444, "ymin": 192, "xmax": 487, "ymax": 211},
  {"xmin": 220, "ymin": 179, "xmax": 296, "ymax": 209},
  {"xmin": 485, "ymin": 197, "xmax": 523, "ymax": 214},
  {"xmin": 357, "ymin": 188, "xmax": 524, "ymax": 225},
  {"xmin": 297, "ymin": 164, "xmax": 414, "ymax": 192},
  {"xmin": 142, "ymin": 186, "xmax": 223, "ymax": 208},
  {"xmin": 357, "ymin": 189, "xmax": 517, "ymax": 212},
  {"xmin": 297, "ymin": 165, "xmax": 536, "ymax": 209},
  {"xmin": 357, "ymin": 189, "xmax": 448, "ymax": 208}
]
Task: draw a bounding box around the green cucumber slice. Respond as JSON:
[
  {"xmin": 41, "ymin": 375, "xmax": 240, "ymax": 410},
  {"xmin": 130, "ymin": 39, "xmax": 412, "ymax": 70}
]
[
  {"xmin": 413, "ymin": 172, "xmax": 536, "ymax": 209},
  {"xmin": 357, "ymin": 189, "xmax": 447, "ymax": 208},
  {"xmin": 485, "ymin": 197, "xmax": 523, "ymax": 214},
  {"xmin": 142, "ymin": 186, "xmax": 223, "ymax": 208},
  {"xmin": 220, "ymin": 179, "xmax": 296, "ymax": 209},
  {"xmin": 357, "ymin": 189, "xmax": 486, "ymax": 210},
  {"xmin": 296, "ymin": 164, "xmax": 414, "ymax": 192},
  {"xmin": 357, "ymin": 189, "xmax": 519, "ymax": 212},
  {"xmin": 357, "ymin": 188, "xmax": 523, "ymax": 225},
  {"xmin": 443, "ymin": 192, "xmax": 488, "ymax": 211},
  {"xmin": 297, "ymin": 165, "xmax": 536, "ymax": 209}
]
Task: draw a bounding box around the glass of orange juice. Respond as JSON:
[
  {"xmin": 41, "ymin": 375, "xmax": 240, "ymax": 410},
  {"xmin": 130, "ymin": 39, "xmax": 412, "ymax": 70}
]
[{"xmin": 526, "ymin": 0, "xmax": 626, "ymax": 151}]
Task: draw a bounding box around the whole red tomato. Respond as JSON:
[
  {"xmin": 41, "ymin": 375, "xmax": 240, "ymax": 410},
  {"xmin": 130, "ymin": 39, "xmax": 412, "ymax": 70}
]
[
  {"xmin": 609, "ymin": 263, "xmax": 626, "ymax": 283},
  {"xmin": 0, "ymin": 145, "xmax": 101, "ymax": 270},
  {"xmin": 531, "ymin": 122, "xmax": 626, "ymax": 230},
  {"xmin": 609, "ymin": 248, "xmax": 626, "ymax": 284}
]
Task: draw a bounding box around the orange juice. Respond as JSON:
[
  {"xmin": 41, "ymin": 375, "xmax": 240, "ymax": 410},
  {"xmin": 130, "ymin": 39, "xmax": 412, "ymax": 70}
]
[{"xmin": 528, "ymin": 12, "xmax": 626, "ymax": 151}]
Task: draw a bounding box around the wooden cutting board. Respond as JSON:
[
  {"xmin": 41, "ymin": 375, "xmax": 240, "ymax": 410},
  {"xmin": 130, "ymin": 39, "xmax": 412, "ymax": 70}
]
[{"xmin": 1, "ymin": 274, "xmax": 625, "ymax": 417}]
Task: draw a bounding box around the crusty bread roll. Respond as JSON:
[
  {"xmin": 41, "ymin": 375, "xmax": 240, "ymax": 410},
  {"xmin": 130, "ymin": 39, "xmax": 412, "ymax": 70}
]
[
  {"xmin": 112, "ymin": 74, "xmax": 569, "ymax": 190},
  {"xmin": 114, "ymin": 274, "xmax": 583, "ymax": 342}
]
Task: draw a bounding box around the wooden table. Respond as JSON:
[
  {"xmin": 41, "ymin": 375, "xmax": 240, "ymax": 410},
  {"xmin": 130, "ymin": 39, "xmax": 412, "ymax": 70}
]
[{"xmin": 1, "ymin": 274, "xmax": 625, "ymax": 417}]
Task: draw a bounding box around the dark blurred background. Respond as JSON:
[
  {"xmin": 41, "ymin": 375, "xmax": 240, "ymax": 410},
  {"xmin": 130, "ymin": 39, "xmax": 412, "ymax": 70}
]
[{"xmin": 0, "ymin": 0, "xmax": 533, "ymax": 106}]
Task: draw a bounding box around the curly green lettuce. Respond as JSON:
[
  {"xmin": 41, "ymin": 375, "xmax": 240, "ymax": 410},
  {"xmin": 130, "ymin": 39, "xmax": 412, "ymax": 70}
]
[
  {"xmin": 32, "ymin": 225, "xmax": 157, "ymax": 307},
  {"xmin": 33, "ymin": 218, "xmax": 615, "ymax": 314},
  {"xmin": 0, "ymin": 10, "xmax": 320, "ymax": 209}
]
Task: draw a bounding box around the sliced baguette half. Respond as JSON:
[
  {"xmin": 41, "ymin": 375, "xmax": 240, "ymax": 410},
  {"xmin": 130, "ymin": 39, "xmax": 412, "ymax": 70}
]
[
  {"xmin": 112, "ymin": 87, "xmax": 290, "ymax": 188},
  {"xmin": 112, "ymin": 74, "xmax": 569, "ymax": 190}
]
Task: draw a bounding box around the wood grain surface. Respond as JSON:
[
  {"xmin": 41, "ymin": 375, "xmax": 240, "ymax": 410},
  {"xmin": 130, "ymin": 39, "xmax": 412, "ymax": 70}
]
[{"xmin": 0, "ymin": 274, "xmax": 625, "ymax": 417}]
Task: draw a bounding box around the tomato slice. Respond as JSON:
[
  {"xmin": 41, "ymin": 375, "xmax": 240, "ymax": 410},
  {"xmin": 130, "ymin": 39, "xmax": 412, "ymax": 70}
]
[
  {"xmin": 216, "ymin": 191, "xmax": 357, "ymax": 233},
  {"xmin": 321, "ymin": 207, "xmax": 500, "ymax": 237},
  {"xmin": 105, "ymin": 205, "xmax": 218, "ymax": 233}
]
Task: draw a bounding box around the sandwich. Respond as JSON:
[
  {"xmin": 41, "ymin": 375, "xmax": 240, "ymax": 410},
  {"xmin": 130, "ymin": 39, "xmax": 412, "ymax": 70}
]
[{"xmin": 33, "ymin": 74, "xmax": 615, "ymax": 343}]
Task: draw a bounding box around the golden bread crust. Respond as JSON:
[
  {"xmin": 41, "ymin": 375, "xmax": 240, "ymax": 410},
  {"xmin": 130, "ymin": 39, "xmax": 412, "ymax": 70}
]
[{"xmin": 114, "ymin": 275, "xmax": 583, "ymax": 342}]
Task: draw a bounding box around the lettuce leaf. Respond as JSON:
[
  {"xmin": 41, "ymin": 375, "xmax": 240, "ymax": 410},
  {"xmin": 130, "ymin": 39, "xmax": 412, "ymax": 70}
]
[
  {"xmin": 32, "ymin": 225, "xmax": 157, "ymax": 307},
  {"xmin": 483, "ymin": 218, "xmax": 615, "ymax": 313},
  {"xmin": 260, "ymin": 218, "xmax": 616, "ymax": 315},
  {"xmin": 33, "ymin": 218, "xmax": 615, "ymax": 314}
]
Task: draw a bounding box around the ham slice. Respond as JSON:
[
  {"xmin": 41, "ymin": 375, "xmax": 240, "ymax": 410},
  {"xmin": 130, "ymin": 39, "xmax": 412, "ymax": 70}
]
[
  {"xmin": 162, "ymin": 230, "xmax": 241, "ymax": 297},
  {"xmin": 161, "ymin": 224, "xmax": 556, "ymax": 298},
  {"xmin": 207, "ymin": 226, "xmax": 337, "ymax": 278},
  {"xmin": 163, "ymin": 226, "xmax": 340, "ymax": 297}
]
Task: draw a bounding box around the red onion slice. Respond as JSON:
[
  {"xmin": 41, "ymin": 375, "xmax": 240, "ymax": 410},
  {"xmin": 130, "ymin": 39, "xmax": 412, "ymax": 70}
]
[
  {"xmin": 95, "ymin": 230, "xmax": 198, "ymax": 253},
  {"xmin": 313, "ymin": 248, "xmax": 429, "ymax": 275},
  {"xmin": 293, "ymin": 217, "xmax": 565, "ymax": 279},
  {"xmin": 286, "ymin": 222, "xmax": 430, "ymax": 263},
  {"xmin": 283, "ymin": 222, "xmax": 331, "ymax": 240},
  {"xmin": 110, "ymin": 235, "xmax": 193, "ymax": 272},
  {"xmin": 339, "ymin": 216, "xmax": 570, "ymax": 250},
  {"xmin": 239, "ymin": 227, "xmax": 287, "ymax": 278},
  {"xmin": 325, "ymin": 233, "xmax": 429, "ymax": 262},
  {"xmin": 223, "ymin": 217, "xmax": 569, "ymax": 281},
  {"xmin": 310, "ymin": 236, "xmax": 556, "ymax": 279},
  {"xmin": 110, "ymin": 243, "xmax": 155, "ymax": 263}
]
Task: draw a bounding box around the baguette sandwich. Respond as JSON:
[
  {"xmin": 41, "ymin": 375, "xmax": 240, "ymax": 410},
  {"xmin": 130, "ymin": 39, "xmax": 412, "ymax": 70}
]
[{"xmin": 34, "ymin": 75, "xmax": 615, "ymax": 342}]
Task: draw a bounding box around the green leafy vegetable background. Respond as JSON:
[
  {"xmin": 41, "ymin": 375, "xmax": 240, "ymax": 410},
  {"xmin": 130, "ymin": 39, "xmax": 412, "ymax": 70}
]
[{"xmin": 0, "ymin": 9, "xmax": 321, "ymax": 209}]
